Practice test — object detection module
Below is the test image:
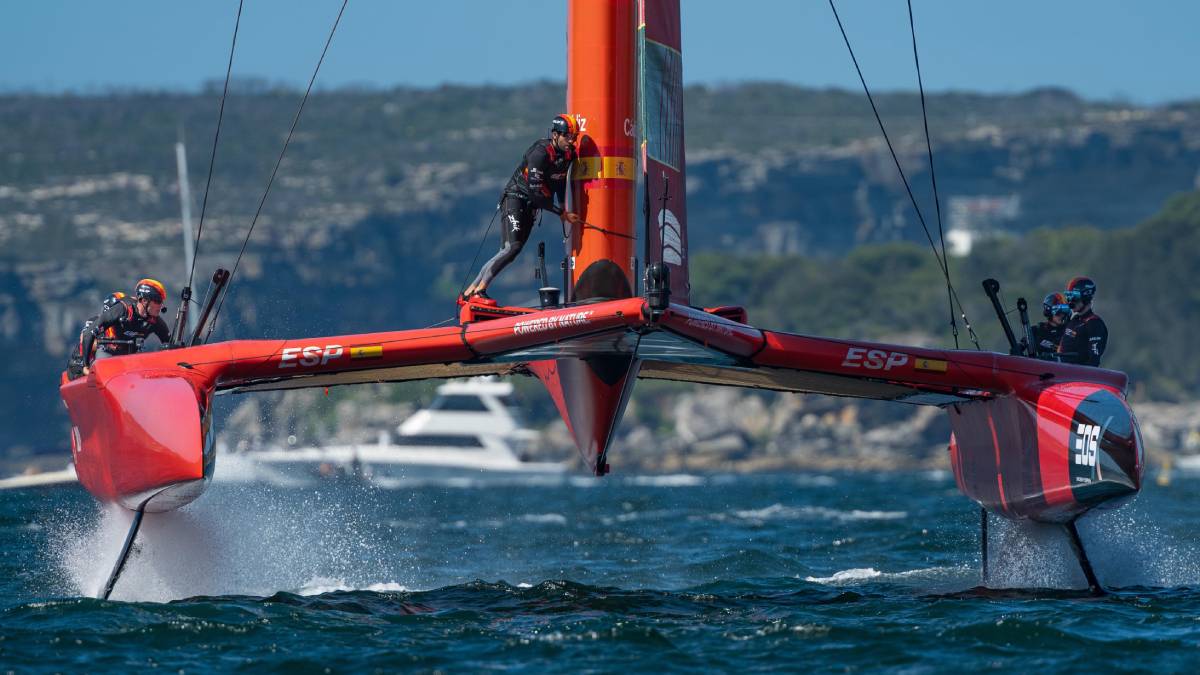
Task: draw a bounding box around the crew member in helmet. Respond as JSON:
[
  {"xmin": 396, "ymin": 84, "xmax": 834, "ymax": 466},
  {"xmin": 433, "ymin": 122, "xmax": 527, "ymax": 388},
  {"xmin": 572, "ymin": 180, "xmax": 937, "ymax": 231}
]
[
  {"xmin": 1057, "ymin": 276, "xmax": 1108, "ymax": 367},
  {"xmin": 1030, "ymin": 292, "xmax": 1071, "ymax": 360},
  {"xmin": 66, "ymin": 291, "xmax": 126, "ymax": 379},
  {"xmin": 462, "ymin": 114, "xmax": 584, "ymax": 302},
  {"xmin": 69, "ymin": 278, "xmax": 171, "ymax": 378}
]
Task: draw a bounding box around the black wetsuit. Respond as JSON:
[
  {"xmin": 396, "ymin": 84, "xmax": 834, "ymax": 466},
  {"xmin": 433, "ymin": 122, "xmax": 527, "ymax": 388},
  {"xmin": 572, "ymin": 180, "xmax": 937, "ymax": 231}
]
[
  {"xmin": 470, "ymin": 139, "xmax": 576, "ymax": 291},
  {"xmin": 1057, "ymin": 309, "xmax": 1108, "ymax": 367},
  {"xmin": 1030, "ymin": 321, "xmax": 1065, "ymax": 360},
  {"xmin": 68, "ymin": 296, "xmax": 170, "ymax": 378}
]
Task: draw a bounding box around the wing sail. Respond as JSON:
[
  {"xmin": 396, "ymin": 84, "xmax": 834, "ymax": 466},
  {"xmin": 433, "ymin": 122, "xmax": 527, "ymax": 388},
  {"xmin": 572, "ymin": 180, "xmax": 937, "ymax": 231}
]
[{"xmin": 639, "ymin": 0, "xmax": 689, "ymax": 302}]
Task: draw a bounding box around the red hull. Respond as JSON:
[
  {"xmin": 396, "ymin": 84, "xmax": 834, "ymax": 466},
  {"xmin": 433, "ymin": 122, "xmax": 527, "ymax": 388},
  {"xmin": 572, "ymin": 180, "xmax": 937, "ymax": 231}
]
[
  {"xmin": 950, "ymin": 381, "xmax": 1142, "ymax": 523},
  {"xmin": 62, "ymin": 366, "xmax": 213, "ymax": 511}
]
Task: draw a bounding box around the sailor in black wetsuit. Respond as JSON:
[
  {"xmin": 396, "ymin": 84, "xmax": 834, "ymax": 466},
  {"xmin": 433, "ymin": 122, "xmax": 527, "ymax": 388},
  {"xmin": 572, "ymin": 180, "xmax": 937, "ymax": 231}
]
[
  {"xmin": 462, "ymin": 114, "xmax": 584, "ymax": 302},
  {"xmin": 1030, "ymin": 292, "xmax": 1071, "ymax": 360},
  {"xmin": 1057, "ymin": 276, "xmax": 1108, "ymax": 367},
  {"xmin": 67, "ymin": 279, "xmax": 171, "ymax": 379}
]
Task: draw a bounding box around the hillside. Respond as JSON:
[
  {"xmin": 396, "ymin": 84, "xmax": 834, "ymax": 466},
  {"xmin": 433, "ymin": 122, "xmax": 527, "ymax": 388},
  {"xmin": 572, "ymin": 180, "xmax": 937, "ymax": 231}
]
[{"xmin": 1, "ymin": 82, "xmax": 1199, "ymax": 458}]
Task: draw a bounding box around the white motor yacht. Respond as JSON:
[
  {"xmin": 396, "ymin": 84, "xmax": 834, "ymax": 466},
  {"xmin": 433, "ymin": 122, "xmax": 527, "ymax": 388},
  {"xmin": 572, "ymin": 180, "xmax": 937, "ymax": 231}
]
[{"xmin": 225, "ymin": 378, "xmax": 567, "ymax": 485}]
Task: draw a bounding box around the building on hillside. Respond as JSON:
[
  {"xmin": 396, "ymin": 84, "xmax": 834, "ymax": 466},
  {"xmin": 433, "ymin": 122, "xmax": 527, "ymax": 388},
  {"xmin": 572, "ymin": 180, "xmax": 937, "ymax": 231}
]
[{"xmin": 945, "ymin": 194, "xmax": 1022, "ymax": 256}]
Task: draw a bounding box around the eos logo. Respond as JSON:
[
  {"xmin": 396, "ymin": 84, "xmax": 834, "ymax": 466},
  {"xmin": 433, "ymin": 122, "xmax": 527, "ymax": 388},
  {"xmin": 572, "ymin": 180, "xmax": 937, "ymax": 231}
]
[
  {"xmin": 842, "ymin": 347, "xmax": 909, "ymax": 371},
  {"xmin": 1074, "ymin": 423, "xmax": 1100, "ymax": 467},
  {"xmin": 280, "ymin": 344, "xmax": 343, "ymax": 368}
]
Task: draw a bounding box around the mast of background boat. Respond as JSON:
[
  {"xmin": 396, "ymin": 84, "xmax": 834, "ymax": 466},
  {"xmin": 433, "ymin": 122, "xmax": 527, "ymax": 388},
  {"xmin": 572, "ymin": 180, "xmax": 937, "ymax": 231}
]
[{"xmin": 174, "ymin": 131, "xmax": 199, "ymax": 338}]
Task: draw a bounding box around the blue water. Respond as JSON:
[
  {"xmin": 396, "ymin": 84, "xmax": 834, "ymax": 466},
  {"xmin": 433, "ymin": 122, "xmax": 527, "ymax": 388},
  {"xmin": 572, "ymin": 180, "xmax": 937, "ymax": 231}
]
[{"xmin": 2, "ymin": 471, "xmax": 1199, "ymax": 672}]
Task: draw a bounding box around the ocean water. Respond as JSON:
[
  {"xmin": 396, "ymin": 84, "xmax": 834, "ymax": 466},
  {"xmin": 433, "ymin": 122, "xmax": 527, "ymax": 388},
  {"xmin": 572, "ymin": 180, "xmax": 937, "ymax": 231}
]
[{"xmin": 2, "ymin": 470, "xmax": 1199, "ymax": 672}]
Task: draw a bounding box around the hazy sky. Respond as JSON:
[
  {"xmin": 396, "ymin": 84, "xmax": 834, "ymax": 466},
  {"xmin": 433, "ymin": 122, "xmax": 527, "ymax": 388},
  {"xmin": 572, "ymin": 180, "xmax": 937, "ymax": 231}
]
[{"xmin": 2, "ymin": 1, "xmax": 1196, "ymax": 103}]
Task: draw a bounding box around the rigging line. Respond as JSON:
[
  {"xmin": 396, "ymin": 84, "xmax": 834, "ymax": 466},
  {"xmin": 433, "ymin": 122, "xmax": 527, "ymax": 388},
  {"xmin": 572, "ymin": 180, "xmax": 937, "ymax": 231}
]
[
  {"xmin": 828, "ymin": 0, "xmax": 980, "ymax": 350},
  {"xmin": 205, "ymin": 0, "xmax": 349, "ymax": 343},
  {"xmin": 189, "ymin": 0, "xmax": 244, "ymax": 292},
  {"xmin": 458, "ymin": 204, "xmax": 501, "ymax": 297},
  {"xmin": 906, "ymin": 0, "xmax": 958, "ymax": 348}
]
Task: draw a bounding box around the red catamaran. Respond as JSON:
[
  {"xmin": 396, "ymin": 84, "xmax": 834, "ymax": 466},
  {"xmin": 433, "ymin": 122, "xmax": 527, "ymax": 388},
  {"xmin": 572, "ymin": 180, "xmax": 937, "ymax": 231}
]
[{"xmin": 60, "ymin": 0, "xmax": 1142, "ymax": 598}]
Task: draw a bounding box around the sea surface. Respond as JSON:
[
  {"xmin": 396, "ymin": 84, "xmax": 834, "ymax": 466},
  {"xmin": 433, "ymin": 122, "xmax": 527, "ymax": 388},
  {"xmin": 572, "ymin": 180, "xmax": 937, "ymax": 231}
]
[{"xmin": 2, "ymin": 469, "xmax": 1199, "ymax": 672}]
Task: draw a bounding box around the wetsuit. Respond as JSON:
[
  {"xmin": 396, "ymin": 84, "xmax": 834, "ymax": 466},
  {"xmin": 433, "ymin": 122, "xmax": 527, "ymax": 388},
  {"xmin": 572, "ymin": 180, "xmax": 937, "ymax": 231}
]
[
  {"xmin": 1057, "ymin": 309, "xmax": 1108, "ymax": 367},
  {"xmin": 1029, "ymin": 321, "xmax": 1065, "ymax": 360},
  {"xmin": 470, "ymin": 139, "xmax": 576, "ymax": 291},
  {"xmin": 68, "ymin": 296, "xmax": 170, "ymax": 378}
]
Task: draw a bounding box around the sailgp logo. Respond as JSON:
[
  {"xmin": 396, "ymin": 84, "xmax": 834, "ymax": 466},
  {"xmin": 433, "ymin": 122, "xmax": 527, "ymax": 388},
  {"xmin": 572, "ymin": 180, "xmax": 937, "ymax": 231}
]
[
  {"xmin": 685, "ymin": 317, "xmax": 734, "ymax": 337},
  {"xmin": 657, "ymin": 209, "xmax": 683, "ymax": 266},
  {"xmin": 513, "ymin": 310, "xmax": 595, "ymax": 336},
  {"xmin": 1074, "ymin": 423, "xmax": 1100, "ymax": 467}
]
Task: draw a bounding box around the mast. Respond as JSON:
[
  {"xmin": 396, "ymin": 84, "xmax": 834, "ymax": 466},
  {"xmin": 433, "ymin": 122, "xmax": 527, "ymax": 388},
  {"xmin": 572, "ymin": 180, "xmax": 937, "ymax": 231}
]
[
  {"xmin": 567, "ymin": 0, "xmax": 638, "ymax": 301},
  {"xmin": 175, "ymin": 134, "xmax": 198, "ymax": 334}
]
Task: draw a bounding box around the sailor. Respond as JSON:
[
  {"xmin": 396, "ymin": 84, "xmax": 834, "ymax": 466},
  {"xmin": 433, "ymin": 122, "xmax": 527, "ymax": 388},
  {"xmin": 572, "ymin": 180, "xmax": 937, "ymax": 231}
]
[
  {"xmin": 68, "ymin": 279, "xmax": 171, "ymax": 379},
  {"xmin": 1057, "ymin": 276, "xmax": 1108, "ymax": 367},
  {"xmin": 1029, "ymin": 292, "xmax": 1071, "ymax": 360},
  {"xmin": 462, "ymin": 114, "xmax": 584, "ymax": 302}
]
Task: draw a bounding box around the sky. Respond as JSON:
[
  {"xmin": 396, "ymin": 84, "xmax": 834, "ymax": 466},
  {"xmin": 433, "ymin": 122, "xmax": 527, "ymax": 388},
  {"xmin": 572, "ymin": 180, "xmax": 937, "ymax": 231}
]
[{"xmin": 1, "ymin": 1, "xmax": 1197, "ymax": 104}]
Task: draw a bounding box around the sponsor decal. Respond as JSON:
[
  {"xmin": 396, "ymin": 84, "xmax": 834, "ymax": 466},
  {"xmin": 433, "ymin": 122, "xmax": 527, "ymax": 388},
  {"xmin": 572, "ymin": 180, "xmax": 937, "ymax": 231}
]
[
  {"xmin": 914, "ymin": 358, "xmax": 948, "ymax": 373},
  {"xmin": 350, "ymin": 345, "xmax": 383, "ymax": 360},
  {"xmin": 279, "ymin": 344, "xmax": 343, "ymax": 368},
  {"xmin": 684, "ymin": 317, "xmax": 734, "ymax": 338},
  {"xmin": 513, "ymin": 310, "xmax": 595, "ymax": 336},
  {"xmin": 841, "ymin": 347, "xmax": 909, "ymax": 371}
]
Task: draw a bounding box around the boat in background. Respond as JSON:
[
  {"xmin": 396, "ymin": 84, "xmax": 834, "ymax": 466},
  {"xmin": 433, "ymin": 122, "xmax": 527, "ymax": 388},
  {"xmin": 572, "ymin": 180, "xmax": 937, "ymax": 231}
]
[
  {"xmin": 0, "ymin": 464, "xmax": 77, "ymax": 491},
  {"xmin": 221, "ymin": 377, "xmax": 566, "ymax": 485}
]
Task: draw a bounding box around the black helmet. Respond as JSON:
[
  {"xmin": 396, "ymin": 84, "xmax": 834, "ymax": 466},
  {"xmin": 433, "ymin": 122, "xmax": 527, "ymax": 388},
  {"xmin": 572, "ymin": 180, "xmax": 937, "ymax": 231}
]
[
  {"xmin": 102, "ymin": 291, "xmax": 127, "ymax": 309},
  {"xmin": 135, "ymin": 278, "xmax": 167, "ymax": 304},
  {"xmin": 1065, "ymin": 276, "xmax": 1096, "ymax": 306},
  {"xmin": 549, "ymin": 113, "xmax": 580, "ymax": 138},
  {"xmin": 1042, "ymin": 292, "xmax": 1070, "ymax": 319}
]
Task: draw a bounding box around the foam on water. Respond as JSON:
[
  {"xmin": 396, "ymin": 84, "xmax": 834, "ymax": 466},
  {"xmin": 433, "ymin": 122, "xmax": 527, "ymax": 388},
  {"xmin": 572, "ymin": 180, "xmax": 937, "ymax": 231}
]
[
  {"xmin": 727, "ymin": 503, "xmax": 907, "ymax": 523},
  {"xmin": 805, "ymin": 567, "xmax": 883, "ymax": 584},
  {"xmin": 805, "ymin": 566, "xmax": 959, "ymax": 586},
  {"xmin": 625, "ymin": 474, "xmax": 705, "ymax": 487},
  {"xmin": 298, "ymin": 577, "xmax": 410, "ymax": 596},
  {"xmin": 519, "ymin": 513, "xmax": 568, "ymax": 525}
]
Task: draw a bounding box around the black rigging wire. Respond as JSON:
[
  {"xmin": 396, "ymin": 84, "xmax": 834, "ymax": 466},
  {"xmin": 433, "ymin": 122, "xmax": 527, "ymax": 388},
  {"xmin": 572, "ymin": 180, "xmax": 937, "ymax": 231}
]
[
  {"xmin": 906, "ymin": 0, "xmax": 959, "ymax": 349},
  {"xmin": 458, "ymin": 205, "xmax": 502, "ymax": 298},
  {"xmin": 188, "ymin": 0, "xmax": 244, "ymax": 293},
  {"xmin": 827, "ymin": 0, "xmax": 980, "ymax": 350},
  {"xmin": 204, "ymin": 0, "xmax": 350, "ymax": 343}
]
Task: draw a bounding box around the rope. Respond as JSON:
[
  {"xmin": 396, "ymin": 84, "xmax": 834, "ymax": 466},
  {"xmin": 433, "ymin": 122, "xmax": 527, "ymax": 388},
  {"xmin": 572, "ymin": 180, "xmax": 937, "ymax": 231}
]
[
  {"xmin": 906, "ymin": 0, "xmax": 959, "ymax": 348},
  {"xmin": 188, "ymin": 0, "xmax": 243, "ymax": 292},
  {"xmin": 583, "ymin": 222, "xmax": 637, "ymax": 240},
  {"xmin": 457, "ymin": 203, "xmax": 502, "ymax": 298},
  {"xmin": 828, "ymin": 0, "xmax": 980, "ymax": 350},
  {"xmin": 205, "ymin": 0, "xmax": 349, "ymax": 342}
]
